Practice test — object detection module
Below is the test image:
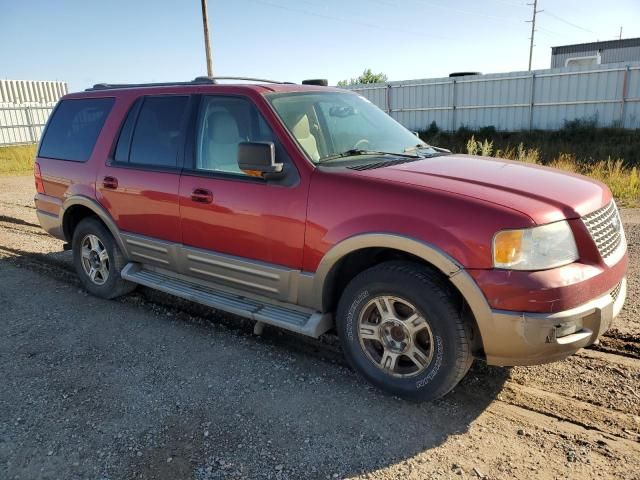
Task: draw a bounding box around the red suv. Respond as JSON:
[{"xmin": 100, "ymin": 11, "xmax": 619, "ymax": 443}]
[{"xmin": 34, "ymin": 77, "xmax": 628, "ymax": 400}]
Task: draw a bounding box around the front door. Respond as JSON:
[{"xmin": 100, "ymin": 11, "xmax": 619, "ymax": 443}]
[{"xmin": 178, "ymin": 95, "xmax": 308, "ymax": 299}]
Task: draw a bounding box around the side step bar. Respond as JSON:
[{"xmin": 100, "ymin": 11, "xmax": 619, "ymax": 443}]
[{"xmin": 121, "ymin": 263, "xmax": 332, "ymax": 338}]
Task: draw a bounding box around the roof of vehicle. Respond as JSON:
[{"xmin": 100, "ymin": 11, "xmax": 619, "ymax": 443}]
[{"xmin": 63, "ymin": 77, "xmax": 344, "ymax": 99}]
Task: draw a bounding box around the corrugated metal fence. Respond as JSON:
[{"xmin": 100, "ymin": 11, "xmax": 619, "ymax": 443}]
[
  {"xmin": 3, "ymin": 67, "xmax": 639, "ymax": 144},
  {"xmin": 0, "ymin": 104, "xmax": 57, "ymax": 145},
  {"xmin": 0, "ymin": 80, "xmax": 67, "ymax": 146},
  {"xmin": 346, "ymin": 62, "xmax": 640, "ymax": 132},
  {"xmin": 0, "ymin": 80, "xmax": 67, "ymax": 103}
]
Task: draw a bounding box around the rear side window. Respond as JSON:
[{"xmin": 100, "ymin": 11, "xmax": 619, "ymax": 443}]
[
  {"xmin": 39, "ymin": 98, "xmax": 114, "ymax": 162},
  {"xmin": 126, "ymin": 96, "xmax": 189, "ymax": 168}
]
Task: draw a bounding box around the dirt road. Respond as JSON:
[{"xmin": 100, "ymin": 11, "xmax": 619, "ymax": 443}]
[{"xmin": 1, "ymin": 175, "xmax": 639, "ymax": 480}]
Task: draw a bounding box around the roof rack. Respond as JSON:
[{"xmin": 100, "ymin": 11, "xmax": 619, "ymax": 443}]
[
  {"xmin": 194, "ymin": 76, "xmax": 293, "ymax": 84},
  {"xmin": 86, "ymin": 76, "xmax": 291, "ymax": 91}
]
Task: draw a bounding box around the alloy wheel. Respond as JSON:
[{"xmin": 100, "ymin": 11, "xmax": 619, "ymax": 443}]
[
  {"xmin": 357, "ymin": 295, "xmax": 434, "ymax": 377},
  {"xmin": 80, "ymin": 234, "xmax": 110, "ymax": 286}
]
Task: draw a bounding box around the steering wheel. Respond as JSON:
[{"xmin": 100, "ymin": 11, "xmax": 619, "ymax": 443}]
[{"xmin": 353, "ymin": 138, "xmax": 370, "ymax": 150}]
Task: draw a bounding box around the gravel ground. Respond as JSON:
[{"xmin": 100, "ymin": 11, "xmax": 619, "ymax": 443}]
[{"xmin": 1, "ymin": 175, "xmax": 639, "ymax": 480}]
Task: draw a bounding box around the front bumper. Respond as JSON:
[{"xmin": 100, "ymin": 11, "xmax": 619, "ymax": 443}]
[{"xmin": 483, "ymin": 276, "xmax": 626, "ymax": 366}]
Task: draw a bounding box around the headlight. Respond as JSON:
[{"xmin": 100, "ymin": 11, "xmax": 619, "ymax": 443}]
[{"xmin": 493, "ymin": 220, "xmax": 578, "ymax": 270}]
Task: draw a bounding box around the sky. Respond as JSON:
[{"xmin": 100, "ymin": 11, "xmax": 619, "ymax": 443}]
[{"xmin": 1, "ymin": 0, "xmax": 640, "ymax": 92}]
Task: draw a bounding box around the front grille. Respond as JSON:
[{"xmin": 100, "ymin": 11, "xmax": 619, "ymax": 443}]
[
  {"xmin": 610, "ymin": 281, "xmax": 623, "ymax": 302},
  {"xmin": 582, "ymin": 201, "xmax": 624, "ymax": 260}
]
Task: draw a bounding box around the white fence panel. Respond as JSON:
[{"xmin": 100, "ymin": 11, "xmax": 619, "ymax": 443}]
[
  {"xmin": 0, "ymin": 104, "xmax": 56, "ymax": 146},
  {"xmin": 0, "ymin": 80, "xmax": 67, "ymax": 146},
  {"xmin": 346, "ymin": 62, "xmax": 640, "ymax": 132}
]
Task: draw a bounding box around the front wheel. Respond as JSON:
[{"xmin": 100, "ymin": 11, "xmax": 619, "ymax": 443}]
[{"xmin": 336, "ymin": 261, "xmax": 473, "ymax": 400}]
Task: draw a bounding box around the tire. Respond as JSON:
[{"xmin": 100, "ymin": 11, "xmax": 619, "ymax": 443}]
[
  {"xmin": 336, "ymin": 261, "xmax": 473, "ymax": 401},
  {"xmin": 72, "ymin": 217, "xmax": 136, "ymax": 299}
]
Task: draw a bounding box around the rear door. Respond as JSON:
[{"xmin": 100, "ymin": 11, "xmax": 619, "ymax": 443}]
[{"xmin": 96, "ymin": 94, "xmax": 192, "ymax": 268}]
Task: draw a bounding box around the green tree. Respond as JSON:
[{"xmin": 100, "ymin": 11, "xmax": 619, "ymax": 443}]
[{"xmin": 337, "ymin": 68, "xmax": 388, "ymax": 86}]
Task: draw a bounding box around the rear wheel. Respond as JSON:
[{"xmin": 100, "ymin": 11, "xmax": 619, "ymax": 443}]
[
  {"xmin": 72, "ymin": 217, "xmax": 135, "ymax": 299},
  {"xmin": 336, "ymin": 261, "xmax": 473, "ymax": 400}
]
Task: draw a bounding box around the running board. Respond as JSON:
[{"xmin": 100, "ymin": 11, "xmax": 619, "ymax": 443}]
[{"xmin": 121, "ymin": 263, "xmax": 332, "ymax": 338}]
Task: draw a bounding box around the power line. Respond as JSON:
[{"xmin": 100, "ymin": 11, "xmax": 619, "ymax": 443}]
[
  {"xmin": 248, "ymin": 0, "xmax": 456, "ymax": 40},
  {"xmin": 489, "ymin": 0, "xmax": 529, "ymax": 8},
  {"xmin": 411, "ymin": 0, "xmax": 524, "ymax": 23},
  {"xmin": 542, "ymin": 10, "xmax": 596, "ymax": 34},
  {"xmin": 536, "ymin": 26, "xmax": 566, "ymax": 38},
  {"xmin": 259, "ymin": 0, "xmax": 527, "ymax": 36}
]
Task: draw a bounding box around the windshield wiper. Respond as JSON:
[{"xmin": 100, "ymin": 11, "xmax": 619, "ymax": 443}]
[
  {"xmin": 319, "ymin": 149, "xmax": 421, "ymax": 163},
  {"xmin": 404, "ymin": 143, "xmax": 451, "ymax": 154}
]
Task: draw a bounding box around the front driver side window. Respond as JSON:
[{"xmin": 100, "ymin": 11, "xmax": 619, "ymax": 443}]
[{"xmin": 195, "ymin": 96, "xmax": 275, "ymax": 175}]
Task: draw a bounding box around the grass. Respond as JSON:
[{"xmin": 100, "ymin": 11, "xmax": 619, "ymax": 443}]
[
  {"xmin": 0, "ymin": 144, "xmax": 36, "ymax": 176},
  {"xmin": 421, "ymin": 120, "xmax": 640, "ymax": 166}
]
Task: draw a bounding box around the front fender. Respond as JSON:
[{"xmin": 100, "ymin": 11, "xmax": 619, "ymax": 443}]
[{"xmin": 296, "ymin": 233, "xmax": 493, "ymax": 347}]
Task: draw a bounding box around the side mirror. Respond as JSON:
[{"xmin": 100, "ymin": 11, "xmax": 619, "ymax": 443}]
[{"xmin": 237, "ymin": 142, "xmax": 283, "ymax": 177}]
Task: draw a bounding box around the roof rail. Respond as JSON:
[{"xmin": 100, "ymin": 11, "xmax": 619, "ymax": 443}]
[
  {"xmin": 193, "ymin": 76, "xmax": 293, "ymax": 84},
  {"xmin": 86, "ymin": 76, "xmax": 292, "ymax": 91},
  {"xmin": 86, "ymin": 78, "xmax": 215, "ymax": 91}
]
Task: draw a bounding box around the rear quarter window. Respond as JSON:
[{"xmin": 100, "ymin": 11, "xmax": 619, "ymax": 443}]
[{"xmin": 38, "ymin": 98, "xmax": 114, "ymax": 162}]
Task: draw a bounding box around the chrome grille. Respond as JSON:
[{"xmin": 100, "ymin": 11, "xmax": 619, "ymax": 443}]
[
  {"xmin": 582, "ymin": 201, "xmax": 624, "ymax": 260},
  {"xmin": 610, "ymin": 281, "xmax": 623, "ymax": 302}
]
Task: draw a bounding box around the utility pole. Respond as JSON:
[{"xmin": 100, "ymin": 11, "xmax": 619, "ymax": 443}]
[
  {"xmin": 619, "ymin": 26, "xmax": 623, "ymax": 40},
  {"xmin": 200, "ymin": 0, "xmax": 214, "ymax": 77},
  {"xmin": 526, "ymin": 0, "xmax": 543, "ymax": 71}
]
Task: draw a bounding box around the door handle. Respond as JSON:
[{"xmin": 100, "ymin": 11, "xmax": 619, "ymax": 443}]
[
  {"xmin": 191, "ymin": 188, "xmax": 213, "ymax": 204},
  {"xmin": 103, "ymin": 176, "xmax": 118, "ymax": 189}
]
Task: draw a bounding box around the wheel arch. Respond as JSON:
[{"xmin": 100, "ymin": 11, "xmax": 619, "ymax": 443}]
[
  {"xmin": 61, "ymin": 196, "xmax": 127, "ymax": 254},
  {"xmin": 303, "ymin": 234, "xmax": 493, "ymax": 356}
]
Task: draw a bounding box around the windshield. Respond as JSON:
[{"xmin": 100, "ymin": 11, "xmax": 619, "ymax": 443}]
[{"xmin": 268, "ymin": 91, "xmax": 435, "ymax": 163}]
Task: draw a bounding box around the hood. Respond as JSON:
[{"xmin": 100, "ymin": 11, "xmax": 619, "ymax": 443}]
[{"xmin": 348, "ymin": 154, "xmax": 611, "ymax": 225}]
